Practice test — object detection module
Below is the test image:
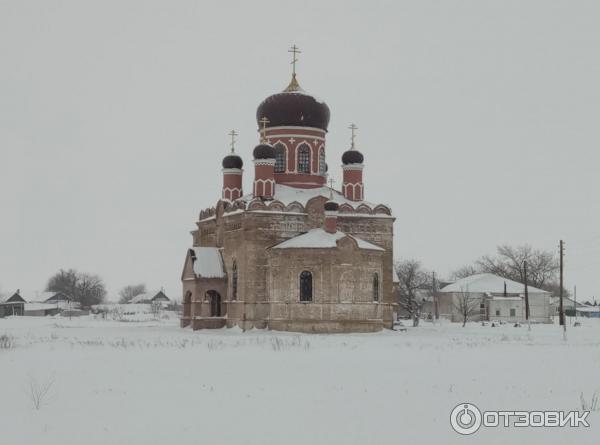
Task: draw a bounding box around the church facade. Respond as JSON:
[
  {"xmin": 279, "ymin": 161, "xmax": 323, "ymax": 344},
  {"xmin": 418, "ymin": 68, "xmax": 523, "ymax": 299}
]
[{"xmin": 181, "ymin": 59, "xmax": 396, "ymax": 333}]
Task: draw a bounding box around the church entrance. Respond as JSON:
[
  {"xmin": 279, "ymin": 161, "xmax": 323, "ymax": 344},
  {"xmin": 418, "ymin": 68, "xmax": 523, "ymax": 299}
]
[{"xmin": 206, "ymin": 290, "xmax": 223, "ymax": 317}]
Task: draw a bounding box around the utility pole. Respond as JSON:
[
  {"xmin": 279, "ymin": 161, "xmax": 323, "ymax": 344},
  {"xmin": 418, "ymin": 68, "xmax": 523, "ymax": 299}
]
[
  {"xmin": 432, "ymin": 271, "xmax": 439, "ymax": 320},
  {"xmin": 524, "ymin": 260, "xmax": 530, "ymax": 329},
  {"xmin": 574, "ymin": 285, "xmax": 577, "ymax": 323},
  {"xmin": 559, "ymin": 240, "xmax": 565, "ymax": 326}
]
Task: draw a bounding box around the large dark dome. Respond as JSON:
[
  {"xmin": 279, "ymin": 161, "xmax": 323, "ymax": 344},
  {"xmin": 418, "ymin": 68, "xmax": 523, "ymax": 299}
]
[
  {"xmin": 256, "ymin": 76, "xmax": 330, "ymax": 131},
  {"xmin": 253, "ymin": 143, "xmax": 275, "ymax": 159},
  {"xmin": 342, "ymin": 150, "xmax": 364, "ymax": 165},
  {"xmin": 222, "ymin": 154, "xmax": 243, "ymax": 169}
]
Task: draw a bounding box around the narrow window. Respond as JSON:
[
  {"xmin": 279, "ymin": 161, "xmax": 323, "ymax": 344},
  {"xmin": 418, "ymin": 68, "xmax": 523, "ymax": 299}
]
[
  {"xmin": 510, "ymin": 308, "xmax": 516, "ymax": 317},
  {"xmin": 297, "ymin": 144, "xmax": 310, "ymax": 173},
  {"xmin": 319, "ymin": 147, "xmax": 326, "ymax": 175},
  {"xmin": 373, "ymin": 273, "xmax": 379, "ymax": 302},
  {"xmin": 299, "ymin": 271, "xmax": 313, "ymax": 302},
  {"xmin": 495, "ymin": 309, "xmax": 500, "ymax": 316},
  {"xmin": 232, "ymin": 260, "xmax": 238, "ymax": 300},
  {"xmin": 274, "ymin": 143, "xmax": 286, "ymax": 173}
]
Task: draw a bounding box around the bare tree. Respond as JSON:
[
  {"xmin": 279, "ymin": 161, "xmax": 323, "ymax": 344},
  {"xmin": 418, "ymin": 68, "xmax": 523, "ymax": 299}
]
[
  {"xmin": 395, "ymin": 259, "xmax": 431, "ymax": 326},
  {"xmin": 449, "ymin": 264, "xmax": 479, "ymax": 280},
  {"xmin": 46, "ymin": 269, "xmax": 106, "ymax": 308},
  {"xmin": 476, "ymin": 244, "xmax": 558, "ymax": 289},
  {"xmin": 453, "ymin": 289, "xmax": 480, "ymax": 327},
  {"xmin": 119, "ymin": 284, "xmax": 146, "ymax": 304}
]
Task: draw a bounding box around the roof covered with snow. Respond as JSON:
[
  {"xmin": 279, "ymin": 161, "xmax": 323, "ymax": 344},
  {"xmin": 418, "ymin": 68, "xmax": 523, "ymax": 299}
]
[
  {"xmin": 439, "ymin": 273, "xmax": 550, "ymax": 295},
  {"xmin": 271, "ymin": 228, "xmax": 384, "ymax": 251},
  {"xmin": 191, "ymin": 247, "xmax": 226, "ymax": 278},
  {"xmin": 240, "ymin": 184, "xmax": 377, "ymax": 208},
  {"xmin": 130, "ymin": 290, "xmax": 170, "ymax": 304},
  {"xmin": 0, "ymin": 292, "xmax": 26, "ymax": 303}
]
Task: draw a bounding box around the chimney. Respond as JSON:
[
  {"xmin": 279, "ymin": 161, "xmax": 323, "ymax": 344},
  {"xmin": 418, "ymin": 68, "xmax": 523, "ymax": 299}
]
[{"xmin": 324, "ymin": 200, "xmax": 339, "ymax": 233}]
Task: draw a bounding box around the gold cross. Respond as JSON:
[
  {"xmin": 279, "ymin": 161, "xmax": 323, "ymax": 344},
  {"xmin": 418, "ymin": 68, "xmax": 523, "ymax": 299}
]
[
  {"xmin": 228, "ymin": 129, "xmax": 238, "ymax": 153},
  {"xmin": 288, "ymin": 44, "xmax": 301, "ymax": 76},
  {"xmin": 328, "ymin": 177, "xmax": 335, "ymax": 199},
  {"xmin": 259, "ymin": 117, "xmax": 270, "ymax": 143},
  {"xmin": 348, "ymin": 123, "xmax": 358, "ymax": 149}
]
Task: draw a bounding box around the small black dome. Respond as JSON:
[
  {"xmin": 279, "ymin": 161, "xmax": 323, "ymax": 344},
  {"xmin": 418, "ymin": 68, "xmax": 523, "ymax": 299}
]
[
  {"xmin": 256, "ymin": 76, "xmax": 330, "ymax": 131},
  {"xmin": 222, "ymin": 154, "xmax": 243, "ymax": 169},
  {"xmin": 342, "ymin": 150, "xmax": 364, "ymax": 165},
  {"xmin": 253, "ymin": 143, "xmax": 275, "ymax": 159},
  {"xmin": 324, "ymin": 200, "xmax": 339, "ymax": 211}
]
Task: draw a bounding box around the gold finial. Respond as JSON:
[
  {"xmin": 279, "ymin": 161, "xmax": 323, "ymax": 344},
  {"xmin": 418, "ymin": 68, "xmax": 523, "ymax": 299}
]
[
  {"xmin": 259, "ymin": 117, "xmax": 270, "ymax": 143},
  {"xmin": 228, "ymin": 129, "xmax": 238, "ymax": 153},
  {"xmin": 328, "ymin": 177, "xmax": 335, "ymax": 199},
  {"xmin": 284, "ymin": 45, "xmax": 304, "ymax": 92},
  {"xmin": 348, "ymin": 123, "xmax": 358, "ymax": 150}
]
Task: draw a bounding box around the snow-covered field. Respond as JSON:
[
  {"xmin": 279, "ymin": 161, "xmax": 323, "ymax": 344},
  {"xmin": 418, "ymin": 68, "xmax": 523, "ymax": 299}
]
[{"xmin": 1, "ymin": 316, "xmax": 599, "ymax": 445}]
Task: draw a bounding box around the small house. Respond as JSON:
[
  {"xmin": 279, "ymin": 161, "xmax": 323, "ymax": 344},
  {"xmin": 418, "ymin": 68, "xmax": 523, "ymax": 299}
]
[{"xmin": 0, "ymin": 290, "xmax": 26, "ymax": 317}]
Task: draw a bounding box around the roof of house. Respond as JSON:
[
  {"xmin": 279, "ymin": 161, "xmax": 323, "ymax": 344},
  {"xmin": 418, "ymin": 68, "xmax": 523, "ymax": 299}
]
[
  {"xmin": 271, "ymin": 228, "xmax": 384, "ymax": 251},
  {"xmin": 190, "ymin": 247, "xmax": 226, "ymax": 278},
  {"xmin": 129, "ymin": 290, "xmax": 170, "ymax": 304},
  {"xmin": 0, "ymin": 291, "xmax": 26, "ymax": 304},
  {"xmin": 37, "ymin": 291, "xmax": 72, "ymax": 302},
  {"xmin": 439, "ymin": 273, "xmax": 550, "ymax": 295}
]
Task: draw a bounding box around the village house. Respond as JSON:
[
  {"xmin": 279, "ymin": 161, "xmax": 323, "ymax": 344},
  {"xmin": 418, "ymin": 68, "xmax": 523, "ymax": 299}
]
[
  {"xmin": 129, "ymin": 290, "xmax": 170, "ymax": 305},
  {"xmin": 0, "ymin": 290, "xmax": 26, "ymax": 317},
  {"xmin": 437, "ymin": 273, "xmax": 554, "ymax": 324}
]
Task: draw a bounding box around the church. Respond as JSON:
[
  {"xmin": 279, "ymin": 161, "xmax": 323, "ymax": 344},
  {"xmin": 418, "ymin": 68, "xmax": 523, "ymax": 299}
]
[{"xmin": 181, "ymin": 48, "xmax": 396, "ymax": 333}]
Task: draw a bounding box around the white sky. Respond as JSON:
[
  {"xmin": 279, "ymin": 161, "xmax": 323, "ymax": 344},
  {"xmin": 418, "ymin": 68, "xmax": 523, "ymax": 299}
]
[{"xmin": 1, "ymin": 0, "xmax": 599, "ymax": 302}]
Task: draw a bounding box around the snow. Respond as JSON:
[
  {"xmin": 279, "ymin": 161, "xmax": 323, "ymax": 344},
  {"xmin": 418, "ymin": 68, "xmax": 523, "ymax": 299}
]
[
  {"xmin": 0, "ymin": 316, "xmax": 598, "ymax": 444},
  {"xmin": 191, "ymin": 247, "xmax": 226, "ymax": 278},
  {"xmin": 239, "ymin": 183, "xmax": 379, "ymax": 208},
  {"xmin": 271, "ymin": 228, "xmax": 384, "ymax": 251},
  {"xmin": 440, "ymin": 273, "xmax": 550, "ymax": 294}
]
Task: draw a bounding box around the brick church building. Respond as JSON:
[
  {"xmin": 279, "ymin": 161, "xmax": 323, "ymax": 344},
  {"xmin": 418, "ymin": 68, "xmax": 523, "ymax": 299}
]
[{"xmin": 181, "ymin": 54, "xmax": 396, "ymax": 332}]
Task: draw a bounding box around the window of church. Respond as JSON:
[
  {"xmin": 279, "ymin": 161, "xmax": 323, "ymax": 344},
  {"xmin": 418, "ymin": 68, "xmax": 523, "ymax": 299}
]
[
  {"xmin": 297, "ymin": 144, "xmax": 311, "ymax": 173},
  {"xmin": 299, "ymin": 270, "xmax": 313, "ymax": 302},
  {"xmin": 232, "ymin": 260, "xmax": 238, "ymax": 300},
  {"xmin": 274, "ymin": 143, "xmax": 286, "ymax": 173},
  {"xmin": 373, "ymin": 273, "xmax": 379, "ymax": 302},
  {"xmin": 319, "ymin": 147, "xmax": 326, "ymax": 175}
]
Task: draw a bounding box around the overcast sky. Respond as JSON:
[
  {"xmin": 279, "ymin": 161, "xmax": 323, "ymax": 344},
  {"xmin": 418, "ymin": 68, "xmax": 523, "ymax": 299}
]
[{"xmin": 1, "ymin": 0, "xmax": 599, "ymax": 302}]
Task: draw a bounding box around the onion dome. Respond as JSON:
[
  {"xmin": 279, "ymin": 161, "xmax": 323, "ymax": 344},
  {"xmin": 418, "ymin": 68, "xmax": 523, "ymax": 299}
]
[
  {"xmin": 253, "ymin": 143, "xmax": 275, "ymax": 160},
  {"xmin": 324, "ymin": 200, "xmax": 339, "ymax": 212},
  {"xmin": 256, "ymin": 75, "xmax": 330, "ymax": 131},
  {"xmin": 222, "ymin": 153, "xmax": 243, "ymax": 169},
  {"xmin": 342, "ymin": 149, "xmax": 364, "ymax": 165}
]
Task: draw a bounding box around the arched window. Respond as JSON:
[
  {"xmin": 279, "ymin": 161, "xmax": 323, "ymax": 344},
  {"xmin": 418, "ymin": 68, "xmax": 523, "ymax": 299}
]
[
  {"xmin": 299, "ymin": 271, "xmax": 313, "ymax": 302},
  {"xmin": 232, "ymin": 260, "xmax": 238, "ymax": 300},
  {"xmin": 297, "ymin": 144, "xmax": 310, "ymax": 173},
  {"xmin": 373, "ymin": 273, "xmax": 379, "ymax": 302},
  {"xmin": 274, "ymin": 143, "xmax": 286, "ymax": 173},
  {"xmin": 319, "ymin": 147, "xmax": 326, "ymax": 175}
]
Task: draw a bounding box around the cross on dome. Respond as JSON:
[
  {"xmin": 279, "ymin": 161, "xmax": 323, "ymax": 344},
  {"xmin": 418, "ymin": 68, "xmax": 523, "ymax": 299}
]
[
  {"xmin": 228, "ymin": 129, "xmax": 238, "ymax": 153},
  {"xmin": 258, "ymin": 117, "xmax": 270, "ymax": 143},
  {"xmin": 288, "ymin": 44, "xmax": 301, "ymax": 76},
  {"xmin": 348, "ymin": 123, "xmax": 358, "ymax": 150}
]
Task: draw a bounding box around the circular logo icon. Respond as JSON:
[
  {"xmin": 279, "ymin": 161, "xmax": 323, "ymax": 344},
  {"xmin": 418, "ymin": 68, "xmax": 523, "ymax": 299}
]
[{"xmin": 450, "ymin": 403, "xmax": 482, "ymax": 435}]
